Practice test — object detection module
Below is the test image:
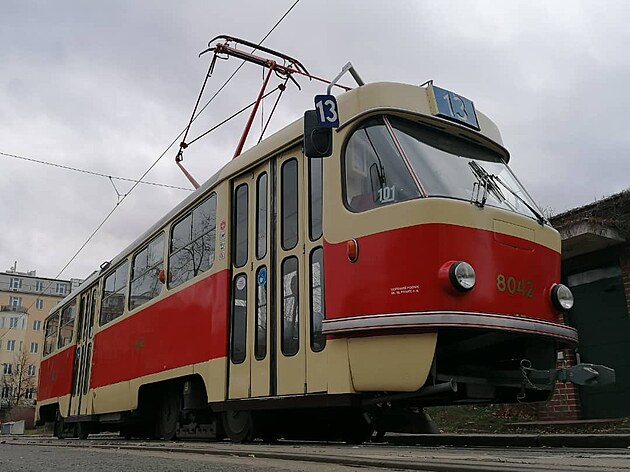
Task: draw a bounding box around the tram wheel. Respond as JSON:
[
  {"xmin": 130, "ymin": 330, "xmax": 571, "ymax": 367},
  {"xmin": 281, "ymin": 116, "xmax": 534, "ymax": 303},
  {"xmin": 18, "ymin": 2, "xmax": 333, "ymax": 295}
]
[
  {"xmin": 158, "ymin": 391, "xmax": 181, "ymax": 441},
  {"xmin": 371, "ymin": 429, "xmax": 386, "ymax": 442},
  {"xmin": 54, "ymin": 411, "xmax": 68, "ymax": 439},
  {"xmin": 222, "ymin": 410, "xmax": 254, "ymax": 443},
  {"xmin": 76, "ymin": 422, "xmax": 90, "ymax": 440},
  {"xmin": 341, "ymin": 412, "xmax": 374, "ymax": 445}
]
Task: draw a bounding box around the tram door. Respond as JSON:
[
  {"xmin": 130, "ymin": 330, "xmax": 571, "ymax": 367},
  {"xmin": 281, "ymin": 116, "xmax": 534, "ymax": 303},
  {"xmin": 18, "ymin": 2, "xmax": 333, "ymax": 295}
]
[
  {"xmin": 229, "ymin": 149, "xmax": 318, "ymax": 399},
  {"xmin": 229, "ymin": 161, "xmax": 274, "ymax": 399},
  {"xmin": 68, "ymin": 284, "xmax": 98, "ymax": 416}
]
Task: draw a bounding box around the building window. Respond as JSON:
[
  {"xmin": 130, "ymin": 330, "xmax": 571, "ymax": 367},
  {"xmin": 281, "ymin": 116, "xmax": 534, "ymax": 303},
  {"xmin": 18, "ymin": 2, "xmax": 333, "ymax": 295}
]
[
  {"xmin": 7, "ymin": 340, "xmax": 16, "ymax": 351},
  {"xmin": 130, "ymin": 233, "xmax": 165, "ymax": 310},
  {"xmin": 10, "ymin": 278, "xmax": 22, "ymax": 290},
  {"xmin": 24, "ymin": 388, "xmax": 36, "ymax": 400},
  {"xmin": 168, "ymin": 194, "xmax": 217, "ymax": 288},
  {"xmin": 281, "ymin": 257, "xmax": 299, "ymax": 356},
  {"xmin": 1, "ymin": 386, "xmax": 12, "ymax": 399},
  {"xmin": 32, "ymin": 320, "xmax": 41, "ymax": 331},
  {"xmin": 27, "ymin": 365, "xmax": 36, "ymax": 376},
  {"xmin": 9, "ymin": 317, "xmax": 18, "ymax": 328},
  {"xmin": 30, "ymin": 342, "xmax": 39, "ymax": 354},
  {"xmin": 36, "ymin": 298, "xmax": 44, "ymax": 310},
  {"xmin": 56, "ymin": 283, "xmax": 67, "ymax": 295},
  {"xmin": 100, "ymin": 262, "xmax": 128, "ymax": 325},
  {"xmin": 9, "ymin": 296, "xmax": 22, "ymax": 308},
  {"xmin": 3, "ymin": 363, "xmax": 11, "ymax": 375},
  {"xmin": 281, "ymin": 159, "xmax": 299, "ymax": 250},
  {"xmin": 35, "ymin": 280, "xmax": 44, "ymax": 292}
]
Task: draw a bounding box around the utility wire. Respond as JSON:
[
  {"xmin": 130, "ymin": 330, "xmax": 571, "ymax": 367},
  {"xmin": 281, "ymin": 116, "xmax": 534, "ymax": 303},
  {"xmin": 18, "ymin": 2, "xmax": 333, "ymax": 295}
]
[
  {"xmin": 0, "ymin": 151, "xmax": 193, "ymax": 192},
  {"xmin": 14, "ymin": 0, "xmax": 303, "ymax": 301}
]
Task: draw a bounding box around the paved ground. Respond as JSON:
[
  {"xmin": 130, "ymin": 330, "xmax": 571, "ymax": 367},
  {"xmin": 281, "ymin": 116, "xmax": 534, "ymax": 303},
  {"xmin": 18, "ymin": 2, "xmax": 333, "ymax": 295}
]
[{"xmin": 3, "ymin": 437, "xmax": 630, "ymax": 471}]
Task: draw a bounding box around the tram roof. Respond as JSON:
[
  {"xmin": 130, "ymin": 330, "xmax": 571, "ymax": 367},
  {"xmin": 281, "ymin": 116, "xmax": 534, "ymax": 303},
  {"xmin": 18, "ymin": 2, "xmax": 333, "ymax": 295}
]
[{"xmin": 54, "ymin": 81, "xmax": 507, "ymax": 309}]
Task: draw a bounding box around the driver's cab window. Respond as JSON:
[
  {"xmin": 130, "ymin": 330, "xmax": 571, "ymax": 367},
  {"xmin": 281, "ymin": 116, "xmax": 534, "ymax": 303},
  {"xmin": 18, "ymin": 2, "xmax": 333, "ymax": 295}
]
[{"xmin": 344, "ymin": 116, "xmax": 420, "ymax": 212}]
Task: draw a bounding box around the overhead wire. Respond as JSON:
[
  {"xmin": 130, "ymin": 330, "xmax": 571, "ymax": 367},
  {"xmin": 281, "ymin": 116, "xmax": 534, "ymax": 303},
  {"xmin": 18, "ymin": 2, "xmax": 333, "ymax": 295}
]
[
  {"xmin": 0, "ymin": 151, "xmax": 193, "ymax": 192},
  {"xmin": 7, "ymin": 0, "xmax": 304, "ymax": 318}
]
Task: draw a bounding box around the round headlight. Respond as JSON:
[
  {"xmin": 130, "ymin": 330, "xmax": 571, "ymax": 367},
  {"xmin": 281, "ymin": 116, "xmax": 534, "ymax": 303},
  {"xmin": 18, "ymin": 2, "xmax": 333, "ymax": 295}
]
[
  {"xmin": 449, "ymin": 261, "xmax": 476, "ymax": 291},
  {"xmin": 551, "ymin": 284, "xmax": 574, "ymax": 310}
]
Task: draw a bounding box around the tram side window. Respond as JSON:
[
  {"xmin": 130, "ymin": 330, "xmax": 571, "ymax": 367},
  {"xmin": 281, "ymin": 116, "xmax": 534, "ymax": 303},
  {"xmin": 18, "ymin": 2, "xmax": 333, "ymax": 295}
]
[
  {"xmin": 281, "ymin": 159, "xmax": 299, "ymax": 250},
  {"xmin": 100, "ymin": 261, "xmax": 129, "ymax": 326},
  {"xmin": 309, "ymin": 158, "xmax": 323, "ymax": 241},
  {"xmin": 169, "ymin": 194, "xmax": 217, "ymax": 288},
  {"xmin": 231, "ymin": 274, "xmax": 247, "ymax": 364},
  {"xmin": 57, "ymin": 300, "xmax": 77, "ymax": 349},
  {"xmin": 43, "ymin": 313, "xmax": 60, "ymax": 356},
  {"xmin": 255, "ymin": 266, "xmax": 267, "ymax": 360},
  {"xmin": 344, "ymin": 117, "xmax": 420, "ymax": 212},
  {"xmin": 130, "ymin": 233, "xmax": 165, "ymax": 310},
  {"xmin": 310, "ymin": 247, "xmax": 326, "ymax": 352},
  {"xmin": 256, "ymin": 173, "xmax": 268, "ymax": 260},
  {"xmin": 281, "ymin": 257, "xmax": 299, "ymax": 356}
]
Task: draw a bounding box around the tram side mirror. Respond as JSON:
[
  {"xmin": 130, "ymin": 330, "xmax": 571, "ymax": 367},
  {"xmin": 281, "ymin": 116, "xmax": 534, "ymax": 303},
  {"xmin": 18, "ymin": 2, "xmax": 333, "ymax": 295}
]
[{"xmin": 303, "ymin": 110, "xmax": 332, "ymax": 158}]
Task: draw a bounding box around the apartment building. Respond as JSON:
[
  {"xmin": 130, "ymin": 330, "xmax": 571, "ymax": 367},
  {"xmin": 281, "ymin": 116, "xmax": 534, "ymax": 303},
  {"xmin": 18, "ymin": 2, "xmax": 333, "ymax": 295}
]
[{"xmin": 0, "ymin": 265, "xmax": 77, "ymax": 410}]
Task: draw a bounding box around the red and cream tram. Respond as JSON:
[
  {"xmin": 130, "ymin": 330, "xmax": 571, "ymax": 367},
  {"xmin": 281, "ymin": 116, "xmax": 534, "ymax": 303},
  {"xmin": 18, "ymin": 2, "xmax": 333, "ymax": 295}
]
[{"xmin": 36, "ymin": 74, "xmax": 611, "ymax": 442}]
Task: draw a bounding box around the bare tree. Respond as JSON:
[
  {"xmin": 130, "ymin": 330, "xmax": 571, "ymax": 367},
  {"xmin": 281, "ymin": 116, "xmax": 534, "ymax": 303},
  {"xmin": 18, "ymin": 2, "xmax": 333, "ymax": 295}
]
[{"xmin": 1, "ymin": 348, "xmax": 37, "ymax": 413}]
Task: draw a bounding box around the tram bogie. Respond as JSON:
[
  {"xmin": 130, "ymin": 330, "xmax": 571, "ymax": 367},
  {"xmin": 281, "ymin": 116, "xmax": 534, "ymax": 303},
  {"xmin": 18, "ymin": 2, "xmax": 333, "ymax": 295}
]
[{"xmin": 36, "ymin": 54, "xmax": 614, "ymax": 443}]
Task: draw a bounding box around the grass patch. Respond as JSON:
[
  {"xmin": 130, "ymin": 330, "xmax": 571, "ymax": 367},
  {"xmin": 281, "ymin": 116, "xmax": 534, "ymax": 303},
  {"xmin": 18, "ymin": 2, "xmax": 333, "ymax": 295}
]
[{"xmin": 426, "ymin": 405, "xmax": 630, "ymax": 434}]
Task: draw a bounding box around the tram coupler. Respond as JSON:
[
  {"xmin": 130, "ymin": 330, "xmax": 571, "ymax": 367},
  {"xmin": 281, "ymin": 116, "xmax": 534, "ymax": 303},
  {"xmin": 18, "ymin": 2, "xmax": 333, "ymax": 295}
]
[{"xmin": 522, "ymin": 362, "xmax": 616, "ymax": 388}]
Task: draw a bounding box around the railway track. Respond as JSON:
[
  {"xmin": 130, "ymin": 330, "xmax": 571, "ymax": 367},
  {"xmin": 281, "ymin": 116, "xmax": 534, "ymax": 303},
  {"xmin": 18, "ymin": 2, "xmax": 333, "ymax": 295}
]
[{"xmin": 4, "ymin": 436, "xmax": 630, "ymax": 471}]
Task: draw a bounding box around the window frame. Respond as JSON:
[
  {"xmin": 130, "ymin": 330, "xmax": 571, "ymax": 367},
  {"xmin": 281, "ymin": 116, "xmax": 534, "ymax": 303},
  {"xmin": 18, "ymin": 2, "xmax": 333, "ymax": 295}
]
[
  {"xmin": 233, "ymin": 184, "xmax": 249, "ymax": 269},
  {"xmin": 281, "ymin": 256, "xmax": 300, "ymax": 357},
  {"xmin": 43, "ymin": 312, "xmax": 60, "ymax": 356},
  {"xmin": 230, "ymin": 273, "xmax": 248, "ymax": 364},
  {"xmin": 99, "ymin": 261, "xmax": 129, "ymax": 326},
  {"xmin": 57, "ymin": 299, "xmax": 77, "ymax": 349},
  {"xmin": 308, "ymin": 157, "xmax": 323, "ymax": 241},
  {"xmin": 129, "ymin": 232, "xmax": 165, "ymax": 311},
  {"xmin": 254, "ymin": 265, "xmax": 268, "ymax": 361},
  {"xmin": 168, "ymin": 193, "xmax": 218, "ymax": 289},
  {"xmin": 256, "ymin": 173, "xmax": 268, "ymax": 260},
  {"xmin": 281, "ymin": 158, "xmax": 299, "ymax": 251},
  {"xmin": 341, "ymin": 115, "xmax": 421, "ymax": 214}
]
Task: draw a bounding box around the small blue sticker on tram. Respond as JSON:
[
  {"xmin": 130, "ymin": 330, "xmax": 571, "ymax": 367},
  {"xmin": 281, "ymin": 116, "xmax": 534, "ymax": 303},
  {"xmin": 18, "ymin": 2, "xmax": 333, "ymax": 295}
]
[
  {"xmin": 432, "ymin": 85, "xmax": 480, "ymax": 130},
  {"xmin": 257, "ymin": 267, "xmax": 267, "ymax": 286}
]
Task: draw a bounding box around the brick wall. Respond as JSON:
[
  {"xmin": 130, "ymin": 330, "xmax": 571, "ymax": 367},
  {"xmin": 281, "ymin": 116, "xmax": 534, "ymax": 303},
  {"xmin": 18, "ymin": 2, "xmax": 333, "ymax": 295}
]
[{"xmin": 534, "ymin": 341, "xmax": 581, "ymax": 421}]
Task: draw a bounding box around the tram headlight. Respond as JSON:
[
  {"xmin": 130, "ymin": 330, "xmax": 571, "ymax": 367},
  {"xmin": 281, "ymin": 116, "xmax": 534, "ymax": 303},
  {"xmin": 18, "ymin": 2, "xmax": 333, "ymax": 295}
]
[
  {"xmin": 551, "ymin": 284, "xmax": 574, "ymax": 311},
  {"xmin": 449, "ymin": 261, "xmax": 476, "ymax": 291}
]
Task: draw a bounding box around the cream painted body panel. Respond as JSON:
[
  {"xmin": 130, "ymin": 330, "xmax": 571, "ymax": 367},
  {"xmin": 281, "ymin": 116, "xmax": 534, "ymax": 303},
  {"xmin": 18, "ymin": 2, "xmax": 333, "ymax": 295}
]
[
  {"xmin": 348, "ymin": 334, "xmax": 437, "ymax": 392},
  {"xmin": 57, "ymin": 394, "xmax": 71, "ymax": 419},
  {"xmin": 324, "ymin": 339, "xmax": 355, "ymax": 395},
  {"xmin": 195, "ymin": 358, "xmax": 227, "ymax": 403}
]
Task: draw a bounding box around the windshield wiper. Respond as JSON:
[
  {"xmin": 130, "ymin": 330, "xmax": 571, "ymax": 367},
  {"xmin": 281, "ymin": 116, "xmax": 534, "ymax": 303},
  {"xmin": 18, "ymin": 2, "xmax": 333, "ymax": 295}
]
[
  {"xmin": 469, "ymin": 161, "xmax": 505, "ymax": 207},
  {"xmin": 488, "ymin": 173, "xmax": 547, "ymax": 225},
  {"xmin": 468, "ymin": 161, "xmax": 546, "ymax": 225}
]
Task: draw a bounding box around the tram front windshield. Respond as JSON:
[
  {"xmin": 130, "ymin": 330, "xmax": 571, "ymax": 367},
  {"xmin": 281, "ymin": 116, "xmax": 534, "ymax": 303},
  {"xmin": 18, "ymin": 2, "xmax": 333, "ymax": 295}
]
[{"xmin": 343, "ymin": 116, "xmax": 544, "ymax": 222}]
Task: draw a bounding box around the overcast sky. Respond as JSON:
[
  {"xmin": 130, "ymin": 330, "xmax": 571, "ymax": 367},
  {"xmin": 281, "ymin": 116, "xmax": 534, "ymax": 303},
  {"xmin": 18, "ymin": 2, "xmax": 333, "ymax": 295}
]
[{"xmin": 2, "ymin": 0, "xmax": 629, "ymax": 280}]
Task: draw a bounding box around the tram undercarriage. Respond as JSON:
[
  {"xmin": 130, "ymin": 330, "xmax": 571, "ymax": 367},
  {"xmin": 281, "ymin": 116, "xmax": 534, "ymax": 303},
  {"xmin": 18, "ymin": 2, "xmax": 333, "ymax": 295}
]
[{"xmin": 44, "ymin": 327, "xmax": 613, "ymax": 444}]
